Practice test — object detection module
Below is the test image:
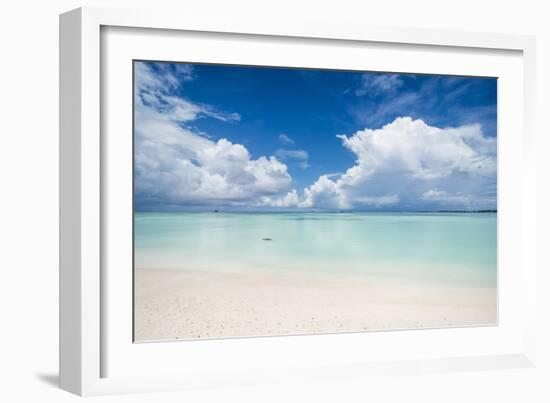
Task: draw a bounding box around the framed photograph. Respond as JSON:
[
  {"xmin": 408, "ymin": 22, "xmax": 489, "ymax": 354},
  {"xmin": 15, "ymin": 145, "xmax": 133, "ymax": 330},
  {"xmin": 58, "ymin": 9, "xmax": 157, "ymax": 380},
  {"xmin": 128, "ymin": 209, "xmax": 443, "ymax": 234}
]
[{"xmin": 60, "ymin": 7, "xmax": 537, "ymax": 396}]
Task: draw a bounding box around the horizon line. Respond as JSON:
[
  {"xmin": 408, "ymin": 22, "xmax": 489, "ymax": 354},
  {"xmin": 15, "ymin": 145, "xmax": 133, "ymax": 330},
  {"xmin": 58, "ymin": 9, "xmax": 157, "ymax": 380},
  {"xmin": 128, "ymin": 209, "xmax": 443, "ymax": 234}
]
[{"xmin": 134, "ymin": 209, "xmax": 498, "ymax": 214}]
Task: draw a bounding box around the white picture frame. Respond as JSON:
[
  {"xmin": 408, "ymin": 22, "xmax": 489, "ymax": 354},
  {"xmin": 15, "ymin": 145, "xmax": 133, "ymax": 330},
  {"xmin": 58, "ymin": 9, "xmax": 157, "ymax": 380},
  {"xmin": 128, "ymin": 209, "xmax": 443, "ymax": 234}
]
[{"xmin": 59, "ymin": 6, "xmax": 537, "ymax": 396}]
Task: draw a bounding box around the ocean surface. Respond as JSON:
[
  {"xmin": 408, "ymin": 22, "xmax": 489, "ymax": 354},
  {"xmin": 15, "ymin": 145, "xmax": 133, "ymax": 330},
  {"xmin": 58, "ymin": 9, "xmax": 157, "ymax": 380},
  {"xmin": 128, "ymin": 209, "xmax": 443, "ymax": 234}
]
[{"xmin": 134, "ymin": 212, "xmax": 497, "ymax": 288}]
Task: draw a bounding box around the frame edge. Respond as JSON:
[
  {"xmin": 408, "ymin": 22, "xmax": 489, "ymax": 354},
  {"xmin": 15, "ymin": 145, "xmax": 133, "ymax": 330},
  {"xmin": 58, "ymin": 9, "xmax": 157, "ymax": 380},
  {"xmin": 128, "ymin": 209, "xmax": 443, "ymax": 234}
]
[{"xmin": 59, "ymin": 7, "xmax": 83, "ymax": 396}]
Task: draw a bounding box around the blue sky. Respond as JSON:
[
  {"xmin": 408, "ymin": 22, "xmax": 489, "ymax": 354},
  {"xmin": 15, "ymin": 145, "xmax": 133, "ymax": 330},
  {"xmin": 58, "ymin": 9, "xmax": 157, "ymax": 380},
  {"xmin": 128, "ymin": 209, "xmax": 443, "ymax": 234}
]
[{"xmin": 134, "ymin": 61, "xmax": 497, "ymax": 211}]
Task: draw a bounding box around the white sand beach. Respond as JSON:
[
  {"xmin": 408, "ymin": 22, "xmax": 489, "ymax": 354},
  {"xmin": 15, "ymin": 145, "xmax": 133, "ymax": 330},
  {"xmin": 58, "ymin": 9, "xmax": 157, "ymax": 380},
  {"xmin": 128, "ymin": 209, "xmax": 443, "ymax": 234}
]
[{"xmin": 134, "ymin": 267, "xmax": 497, "ymax": 342}]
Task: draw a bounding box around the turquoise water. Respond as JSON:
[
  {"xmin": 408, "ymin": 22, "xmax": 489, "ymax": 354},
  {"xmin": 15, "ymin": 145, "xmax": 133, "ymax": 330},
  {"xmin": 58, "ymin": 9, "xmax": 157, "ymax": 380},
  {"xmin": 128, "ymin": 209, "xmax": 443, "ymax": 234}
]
[{"xmin": 134, "ymin": 212, "xmax": 497, "ymax": 288}]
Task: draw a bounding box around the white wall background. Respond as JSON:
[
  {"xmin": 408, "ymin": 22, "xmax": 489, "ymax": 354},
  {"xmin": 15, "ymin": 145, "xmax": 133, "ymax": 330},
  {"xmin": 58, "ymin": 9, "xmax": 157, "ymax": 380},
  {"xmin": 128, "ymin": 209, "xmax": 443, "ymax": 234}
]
[{"xmin": 0, "ymin": 1, "xmax": 548, "ymax": 401}]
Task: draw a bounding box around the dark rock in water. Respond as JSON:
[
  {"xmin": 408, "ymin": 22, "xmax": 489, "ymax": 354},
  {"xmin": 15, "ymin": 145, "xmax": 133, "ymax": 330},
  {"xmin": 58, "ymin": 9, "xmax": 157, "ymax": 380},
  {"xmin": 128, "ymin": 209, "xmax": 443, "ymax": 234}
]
[
  {"xmin": 213, "ymin": 210, "xmax": 219, "ymax": 213},
  {"xmin": 261, "ymin": 237, "xmax": 272, "ymax": 241}
]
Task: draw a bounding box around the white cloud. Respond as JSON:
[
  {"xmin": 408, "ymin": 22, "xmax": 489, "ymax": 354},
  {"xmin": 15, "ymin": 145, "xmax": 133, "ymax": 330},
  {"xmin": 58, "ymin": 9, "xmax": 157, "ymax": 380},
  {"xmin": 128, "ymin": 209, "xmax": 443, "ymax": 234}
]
[
  {"xmin": 275, "ymin": 149, "xmax": 308, "ymax": 160},
  {"xmin": 135, "ymin": 62, "xmax": 292, "ymax": 208},
  {"xmin": 135, "ymin": 63, "xmax": 240, "ymax": 124},
  {"xmin": 300, "ymin": 175, "xmax": 349, "ymax": 209},
  {"xmin": 275, "ymin": 149, "xmax": 311, "ymax": 170},
  {"xmin": 336, "ymin": 117, "xmax": 495, "ymax": 180},
  {"xmin": 301, "ymin": 117, "xmax": 496, "ymax": 210},
  {"xmin": 355, "ymin": 195, "xmax": 400, "ymax": 207},
  {"xmin": 278, "ymin": 133, "xmax": 295, "ymax": 145},
  {"xmin": 355, "ymin": 73, "xmax": 404, "ymax": 96},
  {"xmin": 421, "ymin": 189, "xmax": 491, "ymax": 209},
  {"xmin": 258, "ymin": 189, "xmax": 300, "ymax": 208},
  {"xmin": 297, "ymin": 161, "xmax": 311, "ymax": 170}
]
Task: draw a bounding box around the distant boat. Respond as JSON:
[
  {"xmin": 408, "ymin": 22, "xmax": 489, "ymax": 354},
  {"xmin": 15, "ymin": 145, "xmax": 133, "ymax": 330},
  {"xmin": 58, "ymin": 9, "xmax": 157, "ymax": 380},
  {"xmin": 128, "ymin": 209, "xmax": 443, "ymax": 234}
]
[
  {"xmin": 262, "ymin": 237, "xmax": 272, "ymax": 241},
  {"xmin": 213, "ymin": 210, "xmax": 219, "ymax": 213}
]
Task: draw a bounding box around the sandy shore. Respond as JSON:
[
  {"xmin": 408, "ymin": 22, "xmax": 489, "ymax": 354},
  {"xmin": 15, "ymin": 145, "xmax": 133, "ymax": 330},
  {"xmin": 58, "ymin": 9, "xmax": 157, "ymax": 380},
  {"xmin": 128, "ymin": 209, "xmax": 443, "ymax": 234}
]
[{"xmin": 134, "ymin": 268, "xmax": 496, "ymax": 342}]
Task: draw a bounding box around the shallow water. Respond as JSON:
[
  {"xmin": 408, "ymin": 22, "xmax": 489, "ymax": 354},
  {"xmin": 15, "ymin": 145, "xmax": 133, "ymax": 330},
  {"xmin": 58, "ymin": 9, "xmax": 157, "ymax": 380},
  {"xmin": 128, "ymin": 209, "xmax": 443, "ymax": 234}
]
[{"xmin": 134, "ymin": 212, "xmax": 497, "ymax": 288}]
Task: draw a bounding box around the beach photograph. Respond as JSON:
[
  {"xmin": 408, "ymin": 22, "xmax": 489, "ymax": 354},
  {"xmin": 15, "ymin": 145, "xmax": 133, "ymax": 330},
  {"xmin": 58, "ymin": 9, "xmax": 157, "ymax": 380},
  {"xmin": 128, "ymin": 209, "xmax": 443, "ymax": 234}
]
[{"xmin": 133, "ymin": 61, "xmax": 497, "ymax": 342}]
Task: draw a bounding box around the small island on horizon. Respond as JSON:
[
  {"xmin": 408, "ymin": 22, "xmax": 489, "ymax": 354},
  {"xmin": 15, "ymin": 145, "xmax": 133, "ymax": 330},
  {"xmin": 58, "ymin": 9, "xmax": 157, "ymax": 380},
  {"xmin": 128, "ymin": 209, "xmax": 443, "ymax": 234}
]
[{"xmin": 437, "ymin": 209, "xmax": 497, "ymax": 213}]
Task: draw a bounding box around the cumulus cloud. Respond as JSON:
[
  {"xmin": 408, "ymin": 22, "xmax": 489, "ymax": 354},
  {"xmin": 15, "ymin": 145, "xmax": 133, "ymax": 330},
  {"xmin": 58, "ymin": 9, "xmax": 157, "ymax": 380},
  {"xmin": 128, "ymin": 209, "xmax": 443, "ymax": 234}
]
[
  {"xmin": 258, "ymin": 189, "xmax": 300, "ymax": 208},
  {"xmin": 134, "ymin": 62, "xmax": 292, "ymax": 208},
  {"xmin": 300, "ymin": 174, "xmax": 351, "ymax": 209},
  {"xmin": 336, "ymin": 117, "xmax": 495, "ymax": 180},
  {"xmin": 300, "ymin": 117, "xmax": 496, "ymax": 210}
]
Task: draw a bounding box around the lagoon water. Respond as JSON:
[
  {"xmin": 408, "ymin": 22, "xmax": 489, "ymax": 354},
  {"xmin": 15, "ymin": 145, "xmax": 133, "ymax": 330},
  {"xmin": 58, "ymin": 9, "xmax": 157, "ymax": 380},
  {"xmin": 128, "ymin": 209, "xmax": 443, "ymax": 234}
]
[{"xmin": 134, "ymin": 212, "xmax": 497, "ymax": 289}]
